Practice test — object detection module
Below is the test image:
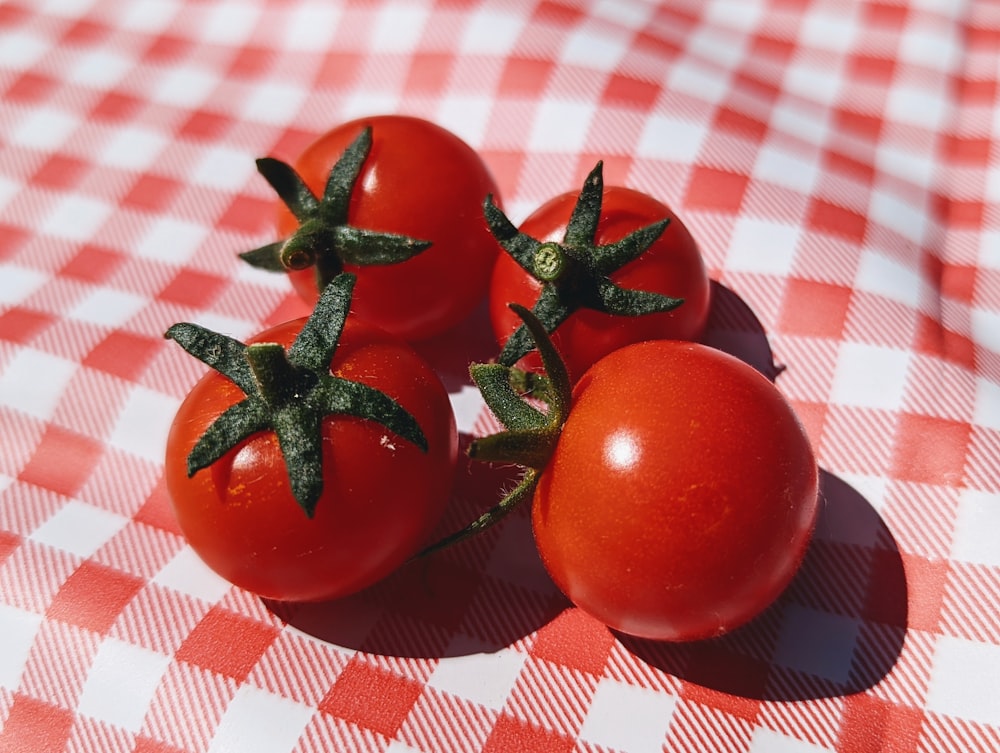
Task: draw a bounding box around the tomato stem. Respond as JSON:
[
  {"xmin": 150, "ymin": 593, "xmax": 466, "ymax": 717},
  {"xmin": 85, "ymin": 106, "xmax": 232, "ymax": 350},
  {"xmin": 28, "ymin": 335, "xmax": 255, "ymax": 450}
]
[
  {"xmin": 483, "ymin": 160, "xmax": 686, "ymax": 367},
  {"xmin": 165, "ymin": 272, "xmax": 428, "ymax": 518},
  {"xmin": 416, "ymin": 470, "xmax": 540, "ymax": 558},
  {"xmin": 416, "ymin": 304, "xmax": 571, "ymax": 557},
  {"xmin": 239, "ymin": 126, "xmax": 432, "ymax": 291}
]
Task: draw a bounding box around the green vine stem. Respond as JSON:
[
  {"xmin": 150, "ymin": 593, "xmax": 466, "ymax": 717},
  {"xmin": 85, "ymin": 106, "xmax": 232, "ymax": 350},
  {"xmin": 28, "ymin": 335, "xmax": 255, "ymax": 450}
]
[
  {"xmin": 416, "ymin": 303, "xmax": 572, "ymax": 557},
  {"xmin": 239, "ymin": 126, "xmax": 432, "ymax": 292},
  {"xmin": 483, "ymin": 160, "xmax": 685, "ymax": 366},
  {"xmin": 164, "ymin": 272, "xmax": 428, "ymax": 517}
]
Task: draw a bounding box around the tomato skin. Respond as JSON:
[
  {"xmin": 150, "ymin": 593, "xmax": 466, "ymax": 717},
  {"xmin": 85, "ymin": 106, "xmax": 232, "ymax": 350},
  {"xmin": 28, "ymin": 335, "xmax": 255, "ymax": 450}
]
[
  {"xmin": 279, "ymin": 115, "xmax": 501, "ymax": 341},
  {"xmin": 164, "ymin": 317, "xmax": 458, "ymax": 602},
  {"xmin": 489, "ymin": 186, "xmax": 711, "ymax": 381},
  {"xmin": 531, "ymin": 341, "xmax": 818, "ymax": 641}
]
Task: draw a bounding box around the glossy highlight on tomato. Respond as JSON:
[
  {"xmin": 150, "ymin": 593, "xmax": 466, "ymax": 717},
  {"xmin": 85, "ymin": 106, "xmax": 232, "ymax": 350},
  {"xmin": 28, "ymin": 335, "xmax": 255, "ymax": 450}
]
[
  {"xmin": 278, "ymin": 115, "xmax": 501, "ymax": 341},
  {"xmin": 531, "ymin": 340, "xmax": 818, "ymax": 641},
  {"xmin": 490, "ymin": 185, "xmax": 711, "ymax": 381},
  {"xmin": 164, "ymin": 313, "xmax": 458, "ymax": 603}
]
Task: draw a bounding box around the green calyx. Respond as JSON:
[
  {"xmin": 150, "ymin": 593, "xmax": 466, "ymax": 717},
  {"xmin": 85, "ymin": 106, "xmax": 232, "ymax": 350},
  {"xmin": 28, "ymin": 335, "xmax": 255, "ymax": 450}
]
[
  {"xmin": 239, "ymin": 126, "xmax": 432, "ymax": 292},
  {"xmin": 165, "ymin": 273, "xmax": 428, "ymax": 518},
  {"xmin": 484, "ymin": 160, "xmax": 685, "ymax": 366},
  {"xmin": 417, "ymin": 304, "xmax": 571, "ymax": 557}
]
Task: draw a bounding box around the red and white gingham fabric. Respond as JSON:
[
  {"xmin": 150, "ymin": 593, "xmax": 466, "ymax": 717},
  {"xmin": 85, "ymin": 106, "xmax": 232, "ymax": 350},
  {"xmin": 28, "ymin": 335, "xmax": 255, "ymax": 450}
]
[{"xmin": 1, "ymin": 0, "xmax": 998, "ymax": 751}]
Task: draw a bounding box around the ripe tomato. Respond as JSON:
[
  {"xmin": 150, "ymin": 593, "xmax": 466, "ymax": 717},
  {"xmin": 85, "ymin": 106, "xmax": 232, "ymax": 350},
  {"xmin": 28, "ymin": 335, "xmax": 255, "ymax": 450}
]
[
  {"xmin": 489, "ymin": 184, "xmax": 710, "ymax": 382},
  {"xmin": 274, "ymin": 115, "xmax": 501, "ymax": 341},
  {"xmin": 531, "ymin": 340, "xmax": 818, "ymax": 641},
  {"xmin": 164, "ymin": 283, "xmax": 458, "ymax": 603}
]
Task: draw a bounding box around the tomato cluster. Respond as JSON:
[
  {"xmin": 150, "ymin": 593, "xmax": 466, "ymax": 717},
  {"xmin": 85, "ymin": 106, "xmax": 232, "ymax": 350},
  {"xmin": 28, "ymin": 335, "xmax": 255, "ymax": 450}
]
[{"xmin": 164, "ymin": 114, "xmax": 818, "ymax": 641}]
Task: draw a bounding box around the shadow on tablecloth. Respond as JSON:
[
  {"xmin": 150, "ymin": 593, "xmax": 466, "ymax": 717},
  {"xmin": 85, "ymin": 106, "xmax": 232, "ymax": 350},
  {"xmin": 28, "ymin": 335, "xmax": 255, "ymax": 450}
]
[{"xmin": 619, "ymin": 470, "xmax": 908, "ymax": 702}]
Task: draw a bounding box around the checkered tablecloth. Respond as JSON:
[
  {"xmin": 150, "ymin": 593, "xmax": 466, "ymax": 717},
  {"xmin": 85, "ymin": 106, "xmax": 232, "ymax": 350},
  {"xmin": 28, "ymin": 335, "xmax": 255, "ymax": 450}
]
[{"xmin": 2, "ymin": 0, "xmax": 999, "ymax": 751}]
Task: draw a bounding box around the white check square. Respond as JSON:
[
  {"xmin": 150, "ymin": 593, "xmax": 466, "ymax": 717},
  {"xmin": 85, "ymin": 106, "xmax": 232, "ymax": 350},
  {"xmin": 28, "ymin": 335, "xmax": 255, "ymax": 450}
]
[
  {"xmin": 951, "ymin": 489, "xmax": 1000, "ymax": 567},
  {"xmin": 69, "ymin": 287, "xmax": 147, "ymax": 328},
  {"xmin": 30, "ymin": 501, "xmax": 129, "ymax": 559},
  {"xmin": 107, "ymin": 386, "xmax": 179, "ymax": 463},
  {"xmin": 0, "ymin": 603, "xmax": 43, "ymax": 691},
  {"xmin": 528, "ymin": 101, "xmax": 595, "ymax": 153},
  {"xmin": 0, "ymin": 348, "xmax": 77, "ymax": 421},
  {"xmin": 727, "ymin": 218, "xmax": 801, "ymax": 276},
  {"xmin": 427, "ymin": 647, "xmax": 526, "ymax": 711},
  {"xmin": 750, "ymin": 728, "xmax": 835, "ymax": 753},
  {"xmin": 854, "ymin": 252, "xmax": 923, "ymax": 309},
  {"xmin": 636, "ymin": 115, "xmax": 708, "ymax": 162},
  {"xmin": 578, "ymin": 679, "xmax": 676, "ymax": 753},
  {"xmin": 927, "ymin": 635, "xmax": 1000, "ymax": 726},
  {"xmin": 40, "ymin": 195, "xmax": 113, "ymax": 242},
  {"xmin": 830, "ymin": 342, "xmax": 912, "ymax": 410},
  {"xmin": 77, "ymin": 638, "xmax": 172, "ymax": 733},
  {"xmin": 207, "ymin": 685, "xmax": 314, "ymax": 753}
]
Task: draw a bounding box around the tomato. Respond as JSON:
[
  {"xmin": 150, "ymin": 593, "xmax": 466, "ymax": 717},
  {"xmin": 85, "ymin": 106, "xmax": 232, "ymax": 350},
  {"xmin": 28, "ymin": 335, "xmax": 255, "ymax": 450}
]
[
  {"xmin": 264, "ymin": 115, "xmax": 501, "ymax": 341},
  {"xmin": 531, "ymin": 340, "xmax": 818, "ymax": 641},
  {"xmin": 488, "ymin": 181, "xmax": 711, "ymax": 382},
  {"xmin": 164, "ymin": 275, "xmax": 458, "ymax": 602}
]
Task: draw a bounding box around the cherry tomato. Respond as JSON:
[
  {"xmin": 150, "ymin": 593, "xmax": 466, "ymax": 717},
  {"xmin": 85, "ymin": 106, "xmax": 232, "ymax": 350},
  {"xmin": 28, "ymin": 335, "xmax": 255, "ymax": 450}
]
[
  {"xmin": 489, "ymin": 185, "xmax": 711, "ymax": 382},
  {"xmin": 276, "ymin": 115, "xmax": 501, "ymax": 341},
  {"xmin": 164, "ymin": 306, "xmax": 458, "ymax": 603},
  {"xmin": 531, "ymin": 340, "xmax": 818, "ymax": 641}
]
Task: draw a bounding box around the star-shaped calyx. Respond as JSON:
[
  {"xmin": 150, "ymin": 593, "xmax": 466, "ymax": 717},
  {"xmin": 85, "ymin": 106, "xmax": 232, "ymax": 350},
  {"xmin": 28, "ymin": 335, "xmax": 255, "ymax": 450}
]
[
  {"xmin": 484, "ymin": 160, "xmax": 685, "ymax": 367},
  {"xmin": 239, "ymin": 126, "xmax": 431, "ymax": 292},
  {"xmin": 164, "ymin": 273, "xmax": 428, "ymax": 517}
]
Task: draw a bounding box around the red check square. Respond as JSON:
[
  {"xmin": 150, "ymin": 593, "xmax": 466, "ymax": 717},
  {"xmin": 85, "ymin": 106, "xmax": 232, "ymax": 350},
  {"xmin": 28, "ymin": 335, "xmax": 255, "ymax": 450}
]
[
  {"xmin": 132, "ymin": 737, "xmax": 188, "ymax": 753},
  {"xmin": 778, "ymin": 279, "xmax": 853, "ymax": 338},
  {"xmin": 83, "ymin": 330, "xmax": 162, "ymax": 382},
  {"xmin": 529, "ymin": 608, "xmax": 615, "ymax": 676},
  {"xmin": 714, "ymin": 106, "xmax": 768, "ymax": 143},
  {"xmin": 0, "ymin": 223, "xmax": 30, "ymax": 260},
  {"xmin": 158, "ymin": 268, "xmax": 227, "ymax": 308},
  {"xmin": 217, "ymin": 194, "xmax": 274, "ymax": 234},
  {"xmin": 0, "ymin": 307, "xmax": 55, "ymax": 344},
  {"xmin": 838, "ymin": 694, "xmax": 924, "ymax": 753},
  {"xmin": 0, "ymin": 530, "xmax": 19, "ymax": 566},
  {"xmin": 685, "ymin": 166, "xmax": 749, "ymax": 214},
  {"xmin": 914, "ymin": 315, "xmax": 976, "ymax": 371},
  {"xmin": 46, "ymin": 561, "xmax": 145, "ymax": 635},
  {"xmin": 498, "ymin": 57, "xmax": 555, "ymax": 97},
  {"xmin": 846, "ymin": 54, "xmax": 897, "ymax": 85},
  {"xmin": 405, "ymin": 53, "xmax": 455, "ymax": 95},
  {"xmin": 59, "ymin": 245, "xmax": 124, "ymax": 284},
  {"xmin": 807, "ymin": 198, "xmax": 869, "ymax": 243},
  {"xmin": 320, "ymin": 659, "xmax": 423, "ymax": 738},
  {"xmin": 33, "ymin": 154, "xmax": 89, "ymax": 191},
  {"xmin": 122, "ymin": 174, "xmax": 183, "ymax": 213},
  {"xmin": 5, "ymin": 72, "xmax": 57, "ymax": 105},
  {"xmin": 601, "ymin": 73, "xmax": 661, "ymax": 109},
  {"xmin": 313, "ymin": 51, "xmax": 363, "ymax": 90},
  {"xmin": 133, "ymin": 479, "xmax": 183, "ymax": 536},
  {"xmin": 482, "ymin": 714, "xmax": 576, "ymax": 753},
  {"xmin": 861, "ymin": 2, "xmax": 909, "ymax": 29},
  {"xmin": 891, "ymin": 414, "xmax": 971, "ymax": 485},
  {"xmin": 18, "ymin": 425, "xmax": 103, "ymax": 497},
  {"xmin": 0, "ymin": 693, "xmax": 75, "ymax": 753},
  {"xmin": 896, "ymin": 554, "xmax": 950, "ymax": 633},
  {"xmin": 178, "ymin": 110, "xmax": 234, "ymax": 142},
  {"xmin": 89, "ymin": 91, "xmax": 143, "ymax": 122},
  {"xmin": 175, "ymin": 606, "xmax": 280, "ymax": 682}
]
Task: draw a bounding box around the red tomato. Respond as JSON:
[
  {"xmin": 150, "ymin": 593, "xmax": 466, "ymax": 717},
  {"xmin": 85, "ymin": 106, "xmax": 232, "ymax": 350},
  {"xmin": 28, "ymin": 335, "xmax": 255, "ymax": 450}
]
[
  {"xmin": 489, "ymin": 186, "xmax": 711, "ymax": 382},
  {"xmin": 278, "ymin": 115, "xmax": 501, "ymax": 340},
  {"xmin": 531, "ymin": 340, "xmax": 818, "ymax": 641},
  {"xmin": 164, "ymin": 315, "xmax": 458, "ymax": 603}
]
